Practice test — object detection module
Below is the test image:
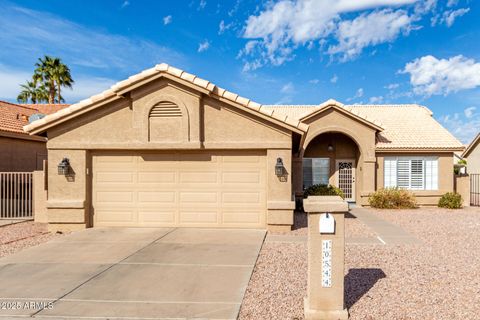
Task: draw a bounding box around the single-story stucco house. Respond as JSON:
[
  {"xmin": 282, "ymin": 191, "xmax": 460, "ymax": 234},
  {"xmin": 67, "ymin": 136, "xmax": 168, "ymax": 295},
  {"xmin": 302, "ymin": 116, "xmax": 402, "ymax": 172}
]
[
  {"xmin": 24, "ymin": 64, "xmax": 464, "ymax": 232},
  {"xmin": 0, "ymin": 101, "xmax": 69, "ymax": 172},
  {"xmin": 463, "ymin": 133, "xmax": 480, "ymax": 174}
]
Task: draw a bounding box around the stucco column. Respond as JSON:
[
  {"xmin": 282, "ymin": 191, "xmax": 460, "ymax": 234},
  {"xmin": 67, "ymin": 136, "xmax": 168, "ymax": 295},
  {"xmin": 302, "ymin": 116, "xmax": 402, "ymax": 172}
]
[
  {"xmin": 46, "ymin": 149, "xmax": 88, "ymax": 232},
  {"xmin": 360, "ymin": 159, "xmax": 376, "ymax": 206},
  {"xmin": 267, "ymin": 148, "xmax": 295, "ymax": 231},
  {"xmin": 303, "ymin": 196, "xmax": 349, "ymax": 320}
]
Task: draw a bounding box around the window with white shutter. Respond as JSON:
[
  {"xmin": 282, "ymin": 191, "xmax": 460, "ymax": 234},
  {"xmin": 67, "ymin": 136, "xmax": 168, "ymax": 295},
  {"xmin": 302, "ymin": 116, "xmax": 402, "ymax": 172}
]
[
  {"xmin": 303, "ymin": 158, "xmax": 330, "ymax": 189},
  {"xmin": 384, "ymin": 157, "xmax": 438, "ymax": 190}
]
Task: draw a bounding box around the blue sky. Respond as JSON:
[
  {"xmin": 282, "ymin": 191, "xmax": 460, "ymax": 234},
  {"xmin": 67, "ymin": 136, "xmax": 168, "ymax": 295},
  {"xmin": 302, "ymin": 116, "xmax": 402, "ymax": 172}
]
[{"xmin": 0, "ymin": 0, "xmax": 479, "ymax": 143}]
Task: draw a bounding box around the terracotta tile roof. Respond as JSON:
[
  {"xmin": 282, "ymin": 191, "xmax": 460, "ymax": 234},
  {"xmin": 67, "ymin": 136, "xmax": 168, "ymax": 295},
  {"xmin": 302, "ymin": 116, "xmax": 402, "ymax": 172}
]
[
  {"xmin": 20, "ymin": 104, "xmax": 70, "ymax": 115},
  {"xmin": 0, "ymin": 101, "xmax": 39, "ymax": 134},
  {"xmin": 24, "ymin": 63, "xmax": 308, "ymax": 134},
  {"xmin": 264, "ymin": 103, "xmax": 463, "ymax": 150}
]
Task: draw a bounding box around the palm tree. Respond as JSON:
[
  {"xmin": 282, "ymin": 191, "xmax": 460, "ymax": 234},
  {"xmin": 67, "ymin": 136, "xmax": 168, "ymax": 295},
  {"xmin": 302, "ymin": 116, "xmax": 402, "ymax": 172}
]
[
  {"xmin": 34, "ymin": 56, "xmax": 74, "ymax": 104},
  {"xmin": 17, "ymin": 80, "xmax": 48, "ymax": 104}
]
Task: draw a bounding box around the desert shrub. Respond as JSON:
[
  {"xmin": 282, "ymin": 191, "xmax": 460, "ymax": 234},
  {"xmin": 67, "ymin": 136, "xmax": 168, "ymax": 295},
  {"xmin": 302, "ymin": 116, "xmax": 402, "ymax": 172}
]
[
  {"xmin": 368, "ymin": 187, "xmax": 417, "ymax": 209},
  {"xmin": 438, "ymin": 192, "xmax": 463, "ymax": 209},
  {"xmin": 304, "ymin": 184, "xmax": 345, "ymax": 199}
]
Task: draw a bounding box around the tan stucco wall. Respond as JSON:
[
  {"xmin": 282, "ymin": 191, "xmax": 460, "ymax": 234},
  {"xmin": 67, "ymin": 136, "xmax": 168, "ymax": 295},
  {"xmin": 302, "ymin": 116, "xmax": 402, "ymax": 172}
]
[
  {"xmin": 297, "ymin": 108, "xmax": 377, "ymax": 205},
  {"xmin": 454, "ymin": 174, "xmax": 470, "ymax": 207},
  {"xmin": 466, "ymin": 143, "xmax": 480, "ymax": 174},
  {"xmin": 33, "ymin": 170, "xmax": 48, "ymax": 223},
  {"xmin": 0, "ymin": 136, "xmax": 46, "ymax": 172},
  {"xmin": 44, "ymin": 78, "xmax": 294, "ymax": 231},
  {"xmin": 376, "ymin": 152, "xmax": 455, "ymax": 206}
]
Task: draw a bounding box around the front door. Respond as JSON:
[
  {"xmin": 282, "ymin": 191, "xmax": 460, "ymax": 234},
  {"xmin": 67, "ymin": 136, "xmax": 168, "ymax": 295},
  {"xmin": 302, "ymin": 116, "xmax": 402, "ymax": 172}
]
[{"xmin": 336, "ymin": 160, "xmax": 356, "ymax": 202}]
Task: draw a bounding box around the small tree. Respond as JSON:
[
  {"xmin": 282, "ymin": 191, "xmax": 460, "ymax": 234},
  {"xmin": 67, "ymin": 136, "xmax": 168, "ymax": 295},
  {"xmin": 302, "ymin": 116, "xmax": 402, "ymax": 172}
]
[{"xmin": 17, "ymin": 80, "xmax": 48, "ymax": 103}]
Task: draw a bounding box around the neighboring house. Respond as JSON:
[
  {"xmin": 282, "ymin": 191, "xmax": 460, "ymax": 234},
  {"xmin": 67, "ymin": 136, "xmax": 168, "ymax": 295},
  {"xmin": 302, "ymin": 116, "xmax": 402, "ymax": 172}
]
[
  {"xmin": 462, "ymin": 133, "xmax": 480, "ymax": 174},
  {"xmin": 0, "ymin": 101, "xmax": 69, "ymax": 172},
  {"xmin": 24, "ymin": 64, "xmax": 464, "ymax": 232}
]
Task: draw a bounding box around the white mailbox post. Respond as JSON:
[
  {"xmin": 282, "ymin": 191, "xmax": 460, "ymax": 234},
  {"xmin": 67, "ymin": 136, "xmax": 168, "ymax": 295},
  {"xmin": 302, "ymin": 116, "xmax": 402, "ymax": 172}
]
[{"xmin": 303, "ymin": 196, "xmax": 349, "ymax": 320}]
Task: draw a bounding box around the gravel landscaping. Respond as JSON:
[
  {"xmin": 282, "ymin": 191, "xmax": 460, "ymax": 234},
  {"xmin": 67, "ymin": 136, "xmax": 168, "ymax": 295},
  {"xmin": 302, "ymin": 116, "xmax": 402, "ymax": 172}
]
[
  {"xmin": 239, "ymin": 207, "xmax": 480, "ymax": 320},
  {"xmin": 0, "ymin": 221, "xmax": 63, "ymax": 258}
]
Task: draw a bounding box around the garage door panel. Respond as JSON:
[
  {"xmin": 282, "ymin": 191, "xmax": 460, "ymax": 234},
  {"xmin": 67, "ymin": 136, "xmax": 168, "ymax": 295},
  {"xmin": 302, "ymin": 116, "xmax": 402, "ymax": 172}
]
[
  {"xmin": 222, "ymin": 210, "xmax": 263, "ymax": 224},
  {"xmin": 179, "ymin": 192, "xmax": 217, "ymax": 203},
  {"xmin": 138, "ymin": 191, "xmax": 176, "ymax": 204},
  {"xmin": 93, "ymin": 152, "xmax": 266, "ymax": 228},
  {"xmin": 179, "ymin": 171, "xmax": 218, "ymax": 183},
  {"xmin": 96, "ymin": 191, "xmax": 134, "ymax": 203},
  {"xmin": 222, "ymin": 172, "xmax": 261, "ymax": 183},
  {"xmin": 222, "ymin": 192, "xmax": 261, "ymax": 204},
  {"xmin": 138, "ymin": 172, "xmax": 176, "ymax": 183},
  {"xmin": 139, "ymin": 210, "xmax": 176, "ymax": 224},
  {"xmin": 179, "ymin": 210, "xmax": 219, "ymax": 224},
  {"xmin": 95, "ymin": 210, "xmax": 136, "ymax": 225},
  {"xmin": 95, "ymin": 172, "xmax": 135, "ymax": 184}
]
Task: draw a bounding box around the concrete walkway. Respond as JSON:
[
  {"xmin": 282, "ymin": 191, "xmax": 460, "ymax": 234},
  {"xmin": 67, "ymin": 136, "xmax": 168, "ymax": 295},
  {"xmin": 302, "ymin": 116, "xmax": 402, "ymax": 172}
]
[
  {"xmin": 0, "ymin": 227, "xmax": 266, "ymax": 319},
  {"xmin": 350, "ymin": 208, "xmax": 419, "ymax": 245},
  {"xmin": 0, "ymin": 219, "xmax": 31, "ymax": 227},
  {"xmin": 267, "ymin": 208, "xmax": 418, "ymax": 246}
]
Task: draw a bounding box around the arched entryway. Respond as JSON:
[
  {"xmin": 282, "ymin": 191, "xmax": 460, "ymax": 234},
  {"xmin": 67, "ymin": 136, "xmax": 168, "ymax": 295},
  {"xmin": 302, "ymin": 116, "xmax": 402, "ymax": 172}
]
[{"xmin": 302, "ymin": 132, "xmax": 360, "ymax": 202}]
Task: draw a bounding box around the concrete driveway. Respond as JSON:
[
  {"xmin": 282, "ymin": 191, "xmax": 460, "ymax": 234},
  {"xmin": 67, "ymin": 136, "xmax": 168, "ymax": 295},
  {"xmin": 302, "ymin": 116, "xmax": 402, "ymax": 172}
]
[{"xmin": 0, "ymin": 227, "xmax": 266, "ymax": 319}]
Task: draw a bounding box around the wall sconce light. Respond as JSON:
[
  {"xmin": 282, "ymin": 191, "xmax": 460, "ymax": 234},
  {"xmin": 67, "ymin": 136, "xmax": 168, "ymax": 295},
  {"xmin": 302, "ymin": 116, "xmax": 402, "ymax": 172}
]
[
  {"xmin": 58, "ymin": 158, "xmax": 70, "ymax": 175},
  {"xmin": 275, "ymin": 157, "xmax": 284, "ymax": 177},
  {"xmin": 327, "ymin": 143, "xmax": 334, "ymax": 152}
]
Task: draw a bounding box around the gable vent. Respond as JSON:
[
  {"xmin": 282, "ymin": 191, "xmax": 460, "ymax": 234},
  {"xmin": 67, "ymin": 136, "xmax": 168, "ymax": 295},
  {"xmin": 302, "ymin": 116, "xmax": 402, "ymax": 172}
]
[{"xmin": 149, "ymin": 101, "xmax": 182, "ymax": 118}]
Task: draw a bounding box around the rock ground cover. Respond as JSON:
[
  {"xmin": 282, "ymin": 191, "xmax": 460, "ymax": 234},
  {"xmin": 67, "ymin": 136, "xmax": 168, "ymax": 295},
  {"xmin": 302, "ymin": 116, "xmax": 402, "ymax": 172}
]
[
  {"xmin": 0, "ymin": 221, "xmax": 63, "ymax": 258},
  {"xmin": 240, "ymin": 207, "xmax": 480, "ymax": 320}
]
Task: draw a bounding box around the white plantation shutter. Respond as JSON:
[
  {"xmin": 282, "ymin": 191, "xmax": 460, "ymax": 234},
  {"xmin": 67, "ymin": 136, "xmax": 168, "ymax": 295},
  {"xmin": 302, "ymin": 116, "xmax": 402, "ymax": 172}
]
[
  {"xmin": 384, "ymin": 158, "xmax": 397, "ymax": 188},
  {"xmin": 410, "ymin": 159, "xmax": 424, "ymax": 190},
  {"xmin": 397, "ymin": 159, "xmax": 410, "ymax": 189},
  {"xmin": 425, "ymin": 157, "xmax": 438, "ymax": 190},
  {"xmin": 384, "ymin": 157, "xmax": 438, "ymax": 190}
]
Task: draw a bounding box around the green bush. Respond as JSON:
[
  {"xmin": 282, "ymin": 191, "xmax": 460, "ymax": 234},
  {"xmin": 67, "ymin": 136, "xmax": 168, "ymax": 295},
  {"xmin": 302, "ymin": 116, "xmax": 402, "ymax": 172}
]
[
  {"xmin": 368, "ymin": 188, "xmax": 417, "ymax": 209},
  {"xmin": 304, "ymin": 184, "xmax": 345, "ymax": 199},
  {"xmin": 438, "ymin": 192, "xmax": 463, "ymax": 209}
]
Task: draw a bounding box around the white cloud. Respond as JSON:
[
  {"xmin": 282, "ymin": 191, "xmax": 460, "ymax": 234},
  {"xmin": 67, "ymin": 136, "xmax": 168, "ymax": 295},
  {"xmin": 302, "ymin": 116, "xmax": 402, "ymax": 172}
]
[
  {"xmin": 198, "ymin": 0, "xmax": 207, "ymax": 10},
  {"xmin": 281, "ymin": 82, "xmax": 295, "ymax": 94},
  {"xmin": 218, "ymin": 20, "xmax": 233, "ymax": 35},
  {"xmin": 369, "ymin": 96, "xmax": 384, "ymax": 103},
  {"xmin": 401, "ymin": 55, "xmax": 480, "ymax": 96},
  {"xmin": 330, "ymin": 74, "xmax": 338, "ymax": 83},
  {"xmin": 464, "ymin": 106, "xmax": 476, "ymax": 118},
  {"xmin": 439, "ymin": 112, "xmax": 480, "ymax": 144},
  {"xmin": 198, "ymin": 40, "xmax": 210, "ymax": 53},
  {"xmin": 433, "ymin": 8, "xmax": 470, "ymax": 27},
  {"xmin": 121, "ymin": 0, "xmax": 130, "ymax": 9},
  {"xmin": 0, "ymin": 65, "xmax": 32, "ymax": 101},
  {"xmin": 0, "ymin": 65, "xmax": 117, "ymax": 103},
  {"xmin": 447, "ymin": 0, "xmax": 459, "ymax": 7},
  {"xmin": 0, "ymin": 4, "xmax": 184, "ymax": 73},
  {"xmin": 328, "ymin": 9, "xmax": 415, "ymax": 61},
  {"xmin": 241, "ymin": 0, "xmax": 417, "ymax": 67},
  {"xmin": 309, "ymin": 79, "xmax": 320, "ymax": 84},
  {"xmin": 163, "ymin": 15, "xmax": 172, "ymax": 25},
  {"xmin": 347, "ymin": 87, "xmax": 364, "ymax": 101},
  {"xmin": 385, "ymin": 83, "xmax": 400, "ymax": 90}
]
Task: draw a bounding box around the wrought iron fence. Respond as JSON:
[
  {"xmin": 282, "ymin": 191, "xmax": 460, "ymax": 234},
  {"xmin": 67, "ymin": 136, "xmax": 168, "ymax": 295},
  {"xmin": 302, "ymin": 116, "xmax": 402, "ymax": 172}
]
[
  {"xmin": 0, "ymin": 172, "xmax": 33, "ymax": 219},
  {"xmin": 471, "ymin": 174, "xmax": 480, "ymax": 207}
]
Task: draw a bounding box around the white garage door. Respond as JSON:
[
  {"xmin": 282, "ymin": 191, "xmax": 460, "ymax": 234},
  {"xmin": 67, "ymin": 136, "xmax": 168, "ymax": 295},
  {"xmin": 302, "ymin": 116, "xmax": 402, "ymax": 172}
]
[{"xmin": 92, "ymin": 151, "xmax": 267, "ymax": 228}]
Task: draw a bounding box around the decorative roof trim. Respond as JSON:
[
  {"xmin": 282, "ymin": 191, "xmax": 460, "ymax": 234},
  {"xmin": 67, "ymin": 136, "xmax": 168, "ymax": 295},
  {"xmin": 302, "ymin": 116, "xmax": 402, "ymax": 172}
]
[
  {"xmin": 299, "ymin": 99, "xmax": 384, "ymax": 131},
  {"xmin": 462, "ymin": 133, "xmax": 480, "ymax": 158},
  {"xmin": 24, "ymin": 63, "xmax": 307, "ymax": 135}
]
